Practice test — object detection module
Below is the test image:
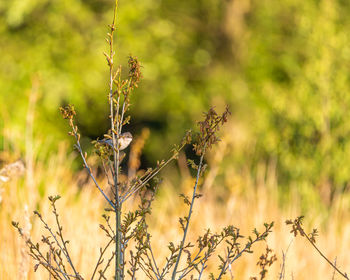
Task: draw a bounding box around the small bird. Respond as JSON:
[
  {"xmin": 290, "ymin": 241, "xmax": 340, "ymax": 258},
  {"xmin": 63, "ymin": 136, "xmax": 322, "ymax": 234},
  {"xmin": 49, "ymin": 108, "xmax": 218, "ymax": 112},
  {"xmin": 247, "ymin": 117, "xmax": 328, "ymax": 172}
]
[{"xmin": 98, "ymin": 132, "xmax": 133, "ymax": 150}]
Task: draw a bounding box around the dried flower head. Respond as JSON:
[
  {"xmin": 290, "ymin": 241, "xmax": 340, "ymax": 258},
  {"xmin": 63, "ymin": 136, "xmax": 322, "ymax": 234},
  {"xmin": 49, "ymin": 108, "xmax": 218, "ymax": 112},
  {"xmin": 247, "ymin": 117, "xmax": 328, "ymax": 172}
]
[
  {"xmin": 181, "ymin": 130, "xmax": 193, "ymax": 146},
  {"xmin": 0, "ymin": 160, "xmax": 25, "ymax": 183},
  {"xmin": 60, "ymin": 104, "xmax": 76, "ymax": 120},
  {"xmin": 193, "ymin": 106, "xmax": 231, "ymax": 155},
  {"xmin": 128, "ymin": 55, "xmax": 142, "ymax": 89},
  {"xmin": 250, "ymin": 247, "xmax": 277, "ymax": 280}
]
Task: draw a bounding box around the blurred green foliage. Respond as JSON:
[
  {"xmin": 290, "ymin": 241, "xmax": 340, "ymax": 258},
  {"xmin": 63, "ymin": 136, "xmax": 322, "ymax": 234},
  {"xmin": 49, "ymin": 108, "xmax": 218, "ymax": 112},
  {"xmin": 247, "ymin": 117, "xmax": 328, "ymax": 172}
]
[
  {"xmin": 242, "ymin": 0, "xmax": 350, "ymax": 201},
  {"xmin": 1, "ymin": 0, "xmax": 350, "ymax": 199}
]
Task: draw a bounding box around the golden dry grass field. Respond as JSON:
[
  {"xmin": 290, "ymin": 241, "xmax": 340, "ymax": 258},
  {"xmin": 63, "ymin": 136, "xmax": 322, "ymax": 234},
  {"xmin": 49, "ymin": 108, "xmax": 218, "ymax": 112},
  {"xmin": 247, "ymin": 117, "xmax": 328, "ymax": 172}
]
[{"xmin": 1, "ymin": 127, "xmax": 350, "ymax": 280}]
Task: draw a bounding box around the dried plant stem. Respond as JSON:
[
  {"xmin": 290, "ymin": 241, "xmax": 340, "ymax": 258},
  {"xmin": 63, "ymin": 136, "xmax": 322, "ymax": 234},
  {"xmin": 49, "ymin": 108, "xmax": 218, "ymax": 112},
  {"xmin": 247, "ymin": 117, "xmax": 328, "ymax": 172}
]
[
  {"xmin": 332, "ymin": 258, "xmax": 337, "ymax": 280},
  {"xmin": 278, "ymin": 240, "xmax": 293, "ymax": 280},
  {"xmin": 287, "ymin": 217, "xmax": 349, "ymax": 280},
  {"xmin": 171, "ymin": 145, "xmax": 206, "ymax": 280},
  {"xmin": 303, "ymin": 231, "xmax": 348, "ymax": 279},
  {"xmin": 25, "ymin": 75, "xmax": 39, "ymax": 202}
]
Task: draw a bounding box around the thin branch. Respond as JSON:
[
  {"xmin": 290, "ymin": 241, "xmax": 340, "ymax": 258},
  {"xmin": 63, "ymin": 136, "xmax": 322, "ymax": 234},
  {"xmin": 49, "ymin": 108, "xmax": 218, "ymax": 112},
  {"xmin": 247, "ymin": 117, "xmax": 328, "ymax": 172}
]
[
  {"xmin": 52, "ymin": 203, "xmax": 80, "ymax": 278},
  {"xmin": 197, "ymin": 262, "xmax": 206, "ymax": 280},
  {"xmin": 72, "ymin": 128, "xmax": 115, "ymax": 209},
  {"xmin": 148, "ymin": 242, "xmax": 161, "ymax": 279},
  {"xmin": 171, "ymin": 145, "xmax": 206, "ymax": 280},
  {"xmin": 35, "ymin": 212, "xmax": 78, "ymax": 278},
  {"xmin": 98, "ymin": 251, "xmax": 116, "ymax": 280},
  {"xmin": 332, "ymin": 258, "xmax": 337, "ymax": 280},
  {"xmin": 106, "ymin": 1, "xmax": 123, "ymax": 279},
  {"xmin": 217, "ymin": 225, "xmax": 272, "ymax": 280},
  {"xmin": 278, "ymin": 240, "xmax": 293, "ymax": 280},
  {"xmin": 303, "ymin": 232, "xmax": 348, "ymax": 279},
  {"xmin": 287, "ymin": 217, "xmax": 349, "ymax": 280},
  {"xmin": 91, "ymin": 238, "xmax": 114, "ymax": 280},
  {"xmin": 145, "ymin": 252, "xmax": 161, "ymax": 280},
  {"xmin": 121, "ymin": 150, "xmax": 182, "ymax": 203}
]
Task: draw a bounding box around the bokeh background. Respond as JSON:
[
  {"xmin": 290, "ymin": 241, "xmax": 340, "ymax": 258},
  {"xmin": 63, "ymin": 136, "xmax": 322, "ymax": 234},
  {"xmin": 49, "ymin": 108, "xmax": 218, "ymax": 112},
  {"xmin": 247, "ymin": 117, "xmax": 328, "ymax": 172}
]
[{"xmin": 2, "ymin": 0, "xmax": 350, "ymax": 279}]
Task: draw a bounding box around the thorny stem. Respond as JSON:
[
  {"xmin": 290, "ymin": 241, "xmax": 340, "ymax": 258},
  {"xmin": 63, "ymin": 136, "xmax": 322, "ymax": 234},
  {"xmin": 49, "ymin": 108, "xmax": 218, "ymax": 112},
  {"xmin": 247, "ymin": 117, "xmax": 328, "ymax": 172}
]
[{"xmin": 171, "ymin": 145, "xmax": 206, "ymax": 280}]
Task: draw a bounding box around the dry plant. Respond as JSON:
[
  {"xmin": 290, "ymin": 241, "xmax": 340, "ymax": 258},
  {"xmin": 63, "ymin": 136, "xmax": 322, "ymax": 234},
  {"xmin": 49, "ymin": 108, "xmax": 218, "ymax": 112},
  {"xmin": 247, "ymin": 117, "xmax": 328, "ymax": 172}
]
[
  {"xmin": 250, "ymin": 246, "xmax": 277, "ymax": 280},
  {"xmin": 0, "ymin": 160, "xmax": 25, "ymax": 184},
  {"xmin": 0, "ymin": 160, "xmax": 25, "ymax": 203},
  {"xmin": 12, "ymin": 1, "xmax": 274, "ymax": 279},
  {"xmin": 286, "ymin": 216, "xmax": 349, "ymax": 279}
]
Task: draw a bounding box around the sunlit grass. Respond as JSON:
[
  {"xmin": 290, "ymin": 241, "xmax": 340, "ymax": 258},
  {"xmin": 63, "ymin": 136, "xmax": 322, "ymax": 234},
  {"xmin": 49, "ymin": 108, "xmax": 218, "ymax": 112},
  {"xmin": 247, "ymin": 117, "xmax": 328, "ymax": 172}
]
[{"xmin": 2, "ymin": 136, "xmax": 350, "ymax": 279}]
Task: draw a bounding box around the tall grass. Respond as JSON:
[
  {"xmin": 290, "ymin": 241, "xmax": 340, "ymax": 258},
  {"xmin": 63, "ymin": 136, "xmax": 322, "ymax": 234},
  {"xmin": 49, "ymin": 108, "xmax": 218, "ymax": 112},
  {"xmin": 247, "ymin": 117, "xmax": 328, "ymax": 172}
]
[{"xmin": 2, "ymin": 130, "xmax": 350, "ymax": 279}]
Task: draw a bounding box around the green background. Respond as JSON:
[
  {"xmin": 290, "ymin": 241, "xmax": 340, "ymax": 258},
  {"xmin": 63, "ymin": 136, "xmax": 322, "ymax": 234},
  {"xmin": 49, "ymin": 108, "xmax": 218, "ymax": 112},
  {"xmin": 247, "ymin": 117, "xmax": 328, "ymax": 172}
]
[{"xmin": 1, "ymin": 0, "xmax": 350, "ymax": 204}]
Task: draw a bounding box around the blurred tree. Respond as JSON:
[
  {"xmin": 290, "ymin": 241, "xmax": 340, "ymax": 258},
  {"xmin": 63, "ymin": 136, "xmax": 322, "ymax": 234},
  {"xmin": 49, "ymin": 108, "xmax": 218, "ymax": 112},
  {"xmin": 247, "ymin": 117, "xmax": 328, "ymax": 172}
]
[
  {"xmin": 229, "ymin": 0, "xmax": 350, "ymax": 202},
  {"xmin": 2, "ymin": 0, "xmax": 350, "ymax": 200},
  {"xmin": 0, "ymin": 0, "xmax": 234, "ymax": 159}
]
